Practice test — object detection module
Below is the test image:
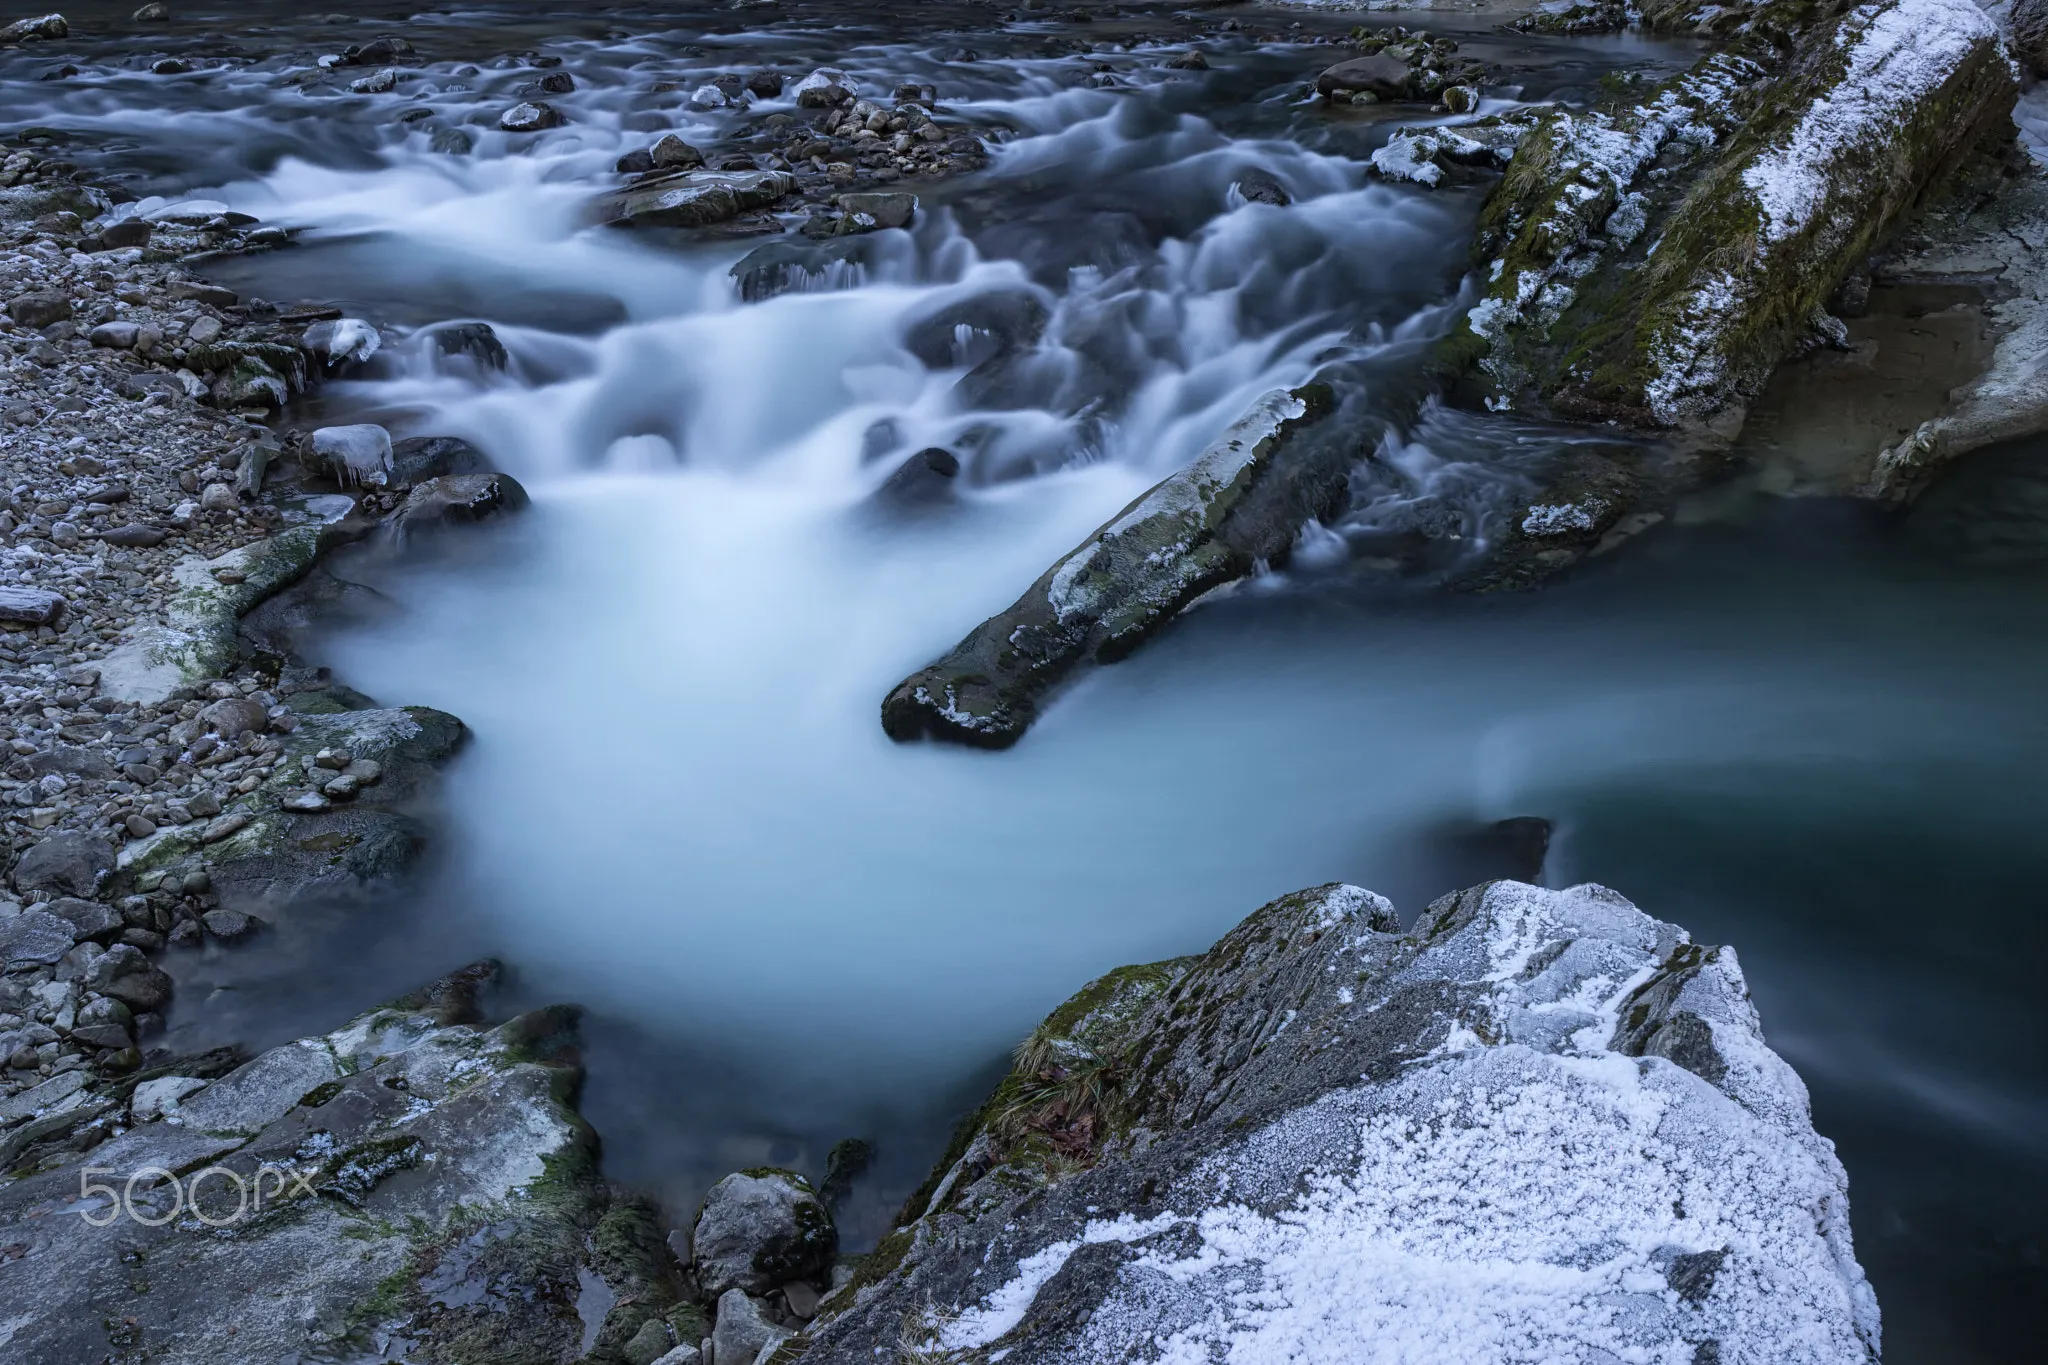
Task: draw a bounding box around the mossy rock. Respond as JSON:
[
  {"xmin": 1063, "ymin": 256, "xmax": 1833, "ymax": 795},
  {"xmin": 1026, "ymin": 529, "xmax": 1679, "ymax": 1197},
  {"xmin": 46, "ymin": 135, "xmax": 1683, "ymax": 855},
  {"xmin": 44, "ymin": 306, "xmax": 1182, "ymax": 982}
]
[{"xmin": 1458, "ymin": 0, "xmax": 2013, "ymax": 437}]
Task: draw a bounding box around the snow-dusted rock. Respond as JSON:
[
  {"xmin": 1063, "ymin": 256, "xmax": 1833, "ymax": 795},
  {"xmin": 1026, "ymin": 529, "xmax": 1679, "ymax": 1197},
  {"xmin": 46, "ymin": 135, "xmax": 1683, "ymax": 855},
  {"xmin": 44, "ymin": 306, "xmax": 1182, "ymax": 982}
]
[
  {"xmin": 1455, "ymin": 0, "xmax": 2012, "ymax": 431},
  {"xmin": 786, "ymin": 881, "xmax": 1880, "ymax": 1365}
]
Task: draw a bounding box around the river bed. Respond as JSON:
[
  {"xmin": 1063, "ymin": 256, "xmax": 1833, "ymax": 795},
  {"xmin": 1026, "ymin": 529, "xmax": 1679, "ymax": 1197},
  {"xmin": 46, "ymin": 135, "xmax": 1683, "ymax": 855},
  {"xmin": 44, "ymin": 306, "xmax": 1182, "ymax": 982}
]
[{"xmin": 5, "ymin": 4, "xmax": 2043, "ymax": 1360}]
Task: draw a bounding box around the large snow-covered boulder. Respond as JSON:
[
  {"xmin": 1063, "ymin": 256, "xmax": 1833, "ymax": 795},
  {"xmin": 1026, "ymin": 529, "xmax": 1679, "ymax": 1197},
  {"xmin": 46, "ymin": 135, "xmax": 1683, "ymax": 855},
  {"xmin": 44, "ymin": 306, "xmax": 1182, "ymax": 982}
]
[{"xmin": 784, "ymin": 881, "xmax": 1881, "ymax": 1364}]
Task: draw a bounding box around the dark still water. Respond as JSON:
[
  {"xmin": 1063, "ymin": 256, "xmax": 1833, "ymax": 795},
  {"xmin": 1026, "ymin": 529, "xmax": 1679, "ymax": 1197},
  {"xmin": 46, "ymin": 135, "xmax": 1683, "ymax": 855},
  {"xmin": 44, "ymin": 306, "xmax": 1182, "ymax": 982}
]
[{"xmin": 6, "ymin": 5, "xmax": 2041, "ymax": 1360}]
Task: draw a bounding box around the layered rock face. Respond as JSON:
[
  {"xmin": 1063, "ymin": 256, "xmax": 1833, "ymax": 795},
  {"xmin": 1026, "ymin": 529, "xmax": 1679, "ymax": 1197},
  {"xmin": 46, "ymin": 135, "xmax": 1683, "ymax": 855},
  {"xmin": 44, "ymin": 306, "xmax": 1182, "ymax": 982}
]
[
  {"xmin": 785, "ymin": 881, "xmax": 1880, "ymax": 1365},
  {"xmin": 1455, "ymin": 0, "xmax": 2014, "ymax": 434}
]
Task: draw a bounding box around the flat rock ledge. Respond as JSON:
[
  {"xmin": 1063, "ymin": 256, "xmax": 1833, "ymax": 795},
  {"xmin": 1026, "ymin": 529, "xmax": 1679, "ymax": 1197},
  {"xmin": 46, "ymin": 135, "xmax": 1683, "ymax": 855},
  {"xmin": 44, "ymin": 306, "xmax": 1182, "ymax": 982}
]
[
  {"xmin": 0, "ymin": 963, "xmax": 692, "ymax": 1365},
  {"xmin": 783, "ymin": 880, "xmax": 1880, "ymax": 1365},
  {"xmin": 881, "ymin": 381, "xmax": 1342, "ymax": 748}
]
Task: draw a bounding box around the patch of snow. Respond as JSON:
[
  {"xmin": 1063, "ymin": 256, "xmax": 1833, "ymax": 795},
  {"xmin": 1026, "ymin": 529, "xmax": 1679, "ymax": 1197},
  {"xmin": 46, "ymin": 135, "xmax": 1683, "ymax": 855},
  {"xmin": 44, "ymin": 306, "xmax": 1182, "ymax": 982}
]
[
  {"xmin": 1076, "ymin": 884, "xmax": 1879, "ymax": 1365},
  {"xmin": 939, "ymin": 1212, "xmax": 1184, "ymax": 1349},
  {"xmin": 1743, "ymin": 0, "xmax": 1999, "ymax": 243}
]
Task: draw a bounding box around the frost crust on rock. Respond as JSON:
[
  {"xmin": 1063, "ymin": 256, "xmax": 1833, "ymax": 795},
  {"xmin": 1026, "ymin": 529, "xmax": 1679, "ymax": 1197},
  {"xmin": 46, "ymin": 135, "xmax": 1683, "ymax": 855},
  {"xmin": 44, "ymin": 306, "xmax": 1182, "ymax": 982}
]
[{"xmin": 788, "ymin": 881, "xmax": 1880, "ymax": 1365}]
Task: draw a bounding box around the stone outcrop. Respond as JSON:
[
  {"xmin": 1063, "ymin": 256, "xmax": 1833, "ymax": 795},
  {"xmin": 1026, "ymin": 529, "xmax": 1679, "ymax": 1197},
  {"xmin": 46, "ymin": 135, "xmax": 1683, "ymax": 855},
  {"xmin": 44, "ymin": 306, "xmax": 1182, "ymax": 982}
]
[
  {"xmin": 1453, "ymin": 0, "xmax": 2013, "ymax": 437},
  {"xmin": 881, "ymin": 382, "xmax": 1344, "ymax": 748},
  {"xmin": 783, "ymin": 880, "xmax": 1880, "ymax": 1365},
  {"xmin": 0, "ymin": 963, "xmax": 699, "ymax": 1364}
]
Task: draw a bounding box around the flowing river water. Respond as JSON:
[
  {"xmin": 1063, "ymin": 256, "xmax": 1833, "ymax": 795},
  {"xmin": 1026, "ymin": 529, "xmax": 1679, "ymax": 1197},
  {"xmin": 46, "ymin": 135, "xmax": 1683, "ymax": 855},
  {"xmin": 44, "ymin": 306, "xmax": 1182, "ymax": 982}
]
[{"xmin": 6, "ymin": 4, "xmax": 2046, "ymax": 1360}]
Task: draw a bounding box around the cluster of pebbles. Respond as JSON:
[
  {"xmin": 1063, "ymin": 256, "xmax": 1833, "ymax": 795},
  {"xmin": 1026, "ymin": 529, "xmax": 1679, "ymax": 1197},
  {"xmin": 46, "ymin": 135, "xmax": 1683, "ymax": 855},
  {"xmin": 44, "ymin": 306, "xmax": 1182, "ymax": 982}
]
[{"xmin": 0, "ymin": 137, "xmax": 420, "ymax": 1125}]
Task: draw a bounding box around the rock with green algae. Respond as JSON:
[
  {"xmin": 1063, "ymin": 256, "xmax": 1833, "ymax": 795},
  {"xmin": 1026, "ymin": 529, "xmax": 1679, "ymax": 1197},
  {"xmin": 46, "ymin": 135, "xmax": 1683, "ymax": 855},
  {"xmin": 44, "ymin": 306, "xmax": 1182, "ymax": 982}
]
[
  {"xmin": 114, "ymin": 703, "xmax": 467, "ymax": 920},
  {"xmin": 0, "ymin": 963, "xmax": 690, "ymax": 1365},
  {"xmin": 1453, "ymin": 0, "xmax": 2013, "ymax": 437},
  {"xmin": 778, "ymin": 880, "xmax": 1879, "ymax": 1365},
  {"xmin": 95, "ymin": 492, "xmax": 359, "ymax": 705},
  {"xmin": 880, "ymin": 381, "xmax": 1342, "ymax": 748}
]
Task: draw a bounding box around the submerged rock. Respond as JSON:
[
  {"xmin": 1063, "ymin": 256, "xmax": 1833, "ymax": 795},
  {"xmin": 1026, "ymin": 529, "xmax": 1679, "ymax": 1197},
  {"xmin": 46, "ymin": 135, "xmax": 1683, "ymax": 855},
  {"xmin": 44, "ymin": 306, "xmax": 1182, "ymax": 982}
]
[
  {"xmin": 881, "ymin": 382, "xmax": 1341, "ymax": 747},
  {"xmin": 0, "ymin": 965, "xmax": 692, "ymax": 1365},
  {"xmin": 784, "ymin": 880, "xmax": 1879, "ymax": 1364},
  {"xmin": 425, "ymin": 320, "xmax": 509, "ymax": 369},
  {"xmin": 1452, "ymin": 0, "xmax": 2013, "ymax": 435},
  {"xmin": 595, "ymin": 169, "xmax": 796, "ymax": 228}
]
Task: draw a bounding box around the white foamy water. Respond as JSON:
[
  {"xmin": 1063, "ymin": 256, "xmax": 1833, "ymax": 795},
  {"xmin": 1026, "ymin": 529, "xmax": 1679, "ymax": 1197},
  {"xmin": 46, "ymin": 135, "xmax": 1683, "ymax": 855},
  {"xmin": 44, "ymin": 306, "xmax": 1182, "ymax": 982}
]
[{"xmin": 9, "ymin": 25, "xmax": 2046, "ymax": 1327}]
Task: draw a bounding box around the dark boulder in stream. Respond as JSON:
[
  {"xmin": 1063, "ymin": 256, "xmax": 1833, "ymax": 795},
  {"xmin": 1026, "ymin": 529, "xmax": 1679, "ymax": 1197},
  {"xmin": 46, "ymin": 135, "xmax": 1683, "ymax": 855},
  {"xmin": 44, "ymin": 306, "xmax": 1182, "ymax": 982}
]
[
  {"xmin": 779, "ymin": 880, "xmax": 1880, "ymax": 1365},
  {"xmin": 596, "ymin": 169, "xmax": 796, "ymax": 229},
  {"xmin": 881, "ymin": 382, "xmax": 1340, "ymax": 747}
]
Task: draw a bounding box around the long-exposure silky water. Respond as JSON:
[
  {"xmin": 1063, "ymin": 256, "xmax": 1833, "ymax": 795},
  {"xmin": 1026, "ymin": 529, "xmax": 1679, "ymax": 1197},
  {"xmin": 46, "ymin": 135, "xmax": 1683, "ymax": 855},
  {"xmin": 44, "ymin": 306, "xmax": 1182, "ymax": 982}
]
[{"xmin": 3, "ymin": 8, "xmax": 2041, "ymax": 1358}]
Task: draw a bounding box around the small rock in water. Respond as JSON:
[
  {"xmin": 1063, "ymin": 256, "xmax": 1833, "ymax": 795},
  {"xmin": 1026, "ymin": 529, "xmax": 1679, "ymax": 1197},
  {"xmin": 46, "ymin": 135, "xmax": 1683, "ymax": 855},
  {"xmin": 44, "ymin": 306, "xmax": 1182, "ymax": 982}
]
[
  {"xmin": 344, "ymin": 35, "xmax": 413, "ymax": 65},
  {"xmin": 392, "ymin": 472, "xmax": 530, "ymax": 533},
  {"xmin": 310, "ymin": 423, "xmax": 395, "ymax": 487},
  {"xmin": 499, "ymin": 101, "xmax": 564, "ymax": 132},
  {"xmin": 1, "ymin": 14, "xmax": 69, "ymax": 43},
  {"xmin": 688, "ymin": 84, "xmax": 729, "ymax": 109},
  {"xmin": 1233, "ymin": 168, "xmax": 1290, "ymax": 207},
  {"xmin": 615, "ymin": 148, "xmax": 655, "ymax": 174},
  {"xmin": 152, "ymin": 57, "xmax": 192, "ymax": 75},
  {"xmin": 1315, "ymin": 55, "xmax": 1412, "ymax": 102},
  {"xmin": 747, "ymin": 70, "xmax": 785, "ymax": 98},
  {"xmin": 650, "ymin": 133, "xmax": 704, "ymax": 169},
  {"xmin": 1167, "ymin": 49, "xmax": 1209, "ymax": 70},
  {"xmin": 201, "ymin": 908, "xmax": 256, "ymax": 940},
  {"xmin": 301, "ymin": 316, "xmax": 382, "ymax": 366},
  {"xmin": 793, "ymin": 66, "xmax": 854, "ymax": 107},
  {"xmin": 519, "ymin": 70, "xmax": 574, "ymax": 96},
  {"xmin": 350, "ymin": 67, "xmax": 398, "ymax": 94},
  {"xmin": 133, "ymin": 3, "xmax": 172, "ymax": 21},
  {"xmin": 692, "ymin": 1169, "xmax": 836, "ymax": 1297}
]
